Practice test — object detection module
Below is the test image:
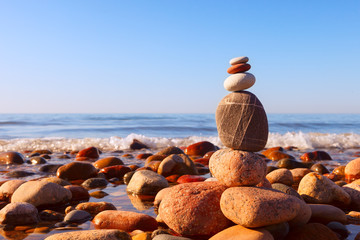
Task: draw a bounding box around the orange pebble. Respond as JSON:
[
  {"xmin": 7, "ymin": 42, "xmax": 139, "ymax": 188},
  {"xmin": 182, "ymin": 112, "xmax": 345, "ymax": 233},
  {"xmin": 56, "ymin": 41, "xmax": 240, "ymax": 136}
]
[{"xmin": 227, "ymin": 63, "xmax": 251, "ymax": 74}]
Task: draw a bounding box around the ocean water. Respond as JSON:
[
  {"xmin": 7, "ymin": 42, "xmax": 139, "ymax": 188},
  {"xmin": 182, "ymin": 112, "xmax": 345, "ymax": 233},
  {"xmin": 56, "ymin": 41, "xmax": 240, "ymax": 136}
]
[{"xmin": 0, "ymin": 113, "xmax": 359, "ymax": 152}]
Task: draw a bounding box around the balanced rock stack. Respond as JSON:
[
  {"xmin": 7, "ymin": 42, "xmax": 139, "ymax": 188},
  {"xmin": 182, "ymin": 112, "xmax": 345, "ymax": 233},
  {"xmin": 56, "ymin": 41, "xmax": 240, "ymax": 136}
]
[{"xmin": 157, "ymin": 57, "xmax": 312, "ymax": 239}]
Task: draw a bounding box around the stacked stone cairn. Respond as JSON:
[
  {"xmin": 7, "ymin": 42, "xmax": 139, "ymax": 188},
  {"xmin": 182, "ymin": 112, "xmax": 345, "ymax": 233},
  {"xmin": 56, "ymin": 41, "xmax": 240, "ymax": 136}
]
[{"xmin": 157, "ymin": 56, "xmax": 313, "ymax": 240}]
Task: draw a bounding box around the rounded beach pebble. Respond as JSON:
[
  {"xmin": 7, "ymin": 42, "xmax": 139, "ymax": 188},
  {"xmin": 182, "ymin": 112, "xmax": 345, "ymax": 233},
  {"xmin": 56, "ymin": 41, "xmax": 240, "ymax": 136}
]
[
  {"xmin": 227, "ymin": 63, "xmax": 251, "ymax": 74},
  {"xmin": 159, "ymin": 181, "xmax": 232, "ymax": 237},
  {"xmin": 75, "ymin": 201, "xmax": 117, "ymax": 217},
  {"xmin": 0, "ymin": 151, "xmax": 24, "ymax": 164},
  {"xmin": 266, "ymin": 168, "xmax": 294, "ymax": 186},
  {"xmin": 57, "ymin": 161, "xmax": 98, "ymax": 181},
  {"xmin": 220, "ymin": 186, "xmax": 301, "ymax": 228},
  {"xmin": 308, "ymin": 204, "xmax": 347, "ymax": 224},
  {"xmin": 223, "ymin": 72, "xmax": 256, "ymax": 91},
  {"xmin": 157, "ymin": 154, "xmax": 198, "ymax": 177},
  {"xmin": 229, "ymin": 56, "xmax": 249, "ymax": 65},
  {"xmin": 44, "ymin": 229, "xmax": 131, "ymax": 240},
  {"xmin": 215, "ymin": 91, "xmax": 268, "ymax": 152},
  {"xmin": 11, "ymin": 180, "xmax": 72, "ymax": 207},
  {"xmin": 297, "ymin": 172, "xmax": 351, "ymax": 205},
  {"xmin": 64, "ymin": 210, "xmax": 92, "ymax": 224},
  {"xmin": 209, "ymin": 148, "xmax": 266, "ymax": 187},
  {"xmin": 0, "ymin": 202, "xmax": 39, "ymax": 225},
  {"xmin": 93, "ymin": 210, "xmax": 158, "ymax": 232},
  {"xmin": 126, "ymin": 169, "xmax": 169, "ymax": 195}
]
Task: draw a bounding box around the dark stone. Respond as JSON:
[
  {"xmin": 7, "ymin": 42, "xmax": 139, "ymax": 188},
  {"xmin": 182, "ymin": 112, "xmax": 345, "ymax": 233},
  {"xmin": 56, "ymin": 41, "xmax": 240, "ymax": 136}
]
[
  {"xmin": 6, "ymin": 170, "xmax": 34, "ymax": 178},
  {"xmin": 39, "ymin": 164, "xmax": 63, "ymax": 173},
  {"xmin": 130, "ymin": 139, "xmax": 148, "ymax": 150}
]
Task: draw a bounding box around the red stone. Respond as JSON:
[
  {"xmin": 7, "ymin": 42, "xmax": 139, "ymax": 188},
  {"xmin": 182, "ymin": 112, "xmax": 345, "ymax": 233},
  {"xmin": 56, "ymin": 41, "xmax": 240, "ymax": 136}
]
[
  {"xmin": 166, "ymin": 175, "xmax": 180, "ymax": 183},
  {"xmin": 93, "ymin": 157, "xmax": 124, "ymax": 169},
  {"xmin": 267, "ymin": 151, "xmax": 295, "ymax": 161},
  {"xmin": 261, "ymin": 147, "xmax": 284, "ymax": 158},
  {"xmin": 300, "ymin": 151, "xmax": 332, "ymax": 162},
  {"xmin": 184, "ymin": 141, "xmax": 217, "ymax": 156},
  {"xmin": 203, "ymin": 151, "xmax": 215, "ymax": 159},
  {"xmin": 93, "ymin": 210, "xmax": 158, "ymax": 232},
  {"xmin": 177, "ymin": 175, "xmax": 206, "ymax": 184},
  {"xmin": 136, "ymin": 153, "xmax": 153, "ymax": 160},
  {"xmin": 0, "ymin": 152, "xmax": 24, "ymax": 164},
  {"xmin": 57, "ymin": 162, "xmax": 98, "ymax": 181},
  {"xmin": 99, "ymin": 165, "xmax": 131, "ymax": 179},
  {"xmin": 227, "ymin": 63, "xmax": 251, "ymax": 74},
  {"xmin": 76, "ymin": 147, "xmax": 100, "ymax": 160},
  {"xmin": 64, "ymin": 185, "xmax": 90, "ymax": 202},
  {"xmin": 194, "ymin": 158, "xmax": 209, "ymax": 166},
  {"xmin": 159, "ymin": 182, "xmax": 232, "ymax": 238}
]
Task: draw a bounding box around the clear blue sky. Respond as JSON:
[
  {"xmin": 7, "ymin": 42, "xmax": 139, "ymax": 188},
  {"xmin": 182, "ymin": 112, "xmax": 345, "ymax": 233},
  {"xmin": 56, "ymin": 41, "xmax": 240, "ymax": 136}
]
[{"xmin": 1, "ymin": 1, "xmax": 359, "ymax": 114}]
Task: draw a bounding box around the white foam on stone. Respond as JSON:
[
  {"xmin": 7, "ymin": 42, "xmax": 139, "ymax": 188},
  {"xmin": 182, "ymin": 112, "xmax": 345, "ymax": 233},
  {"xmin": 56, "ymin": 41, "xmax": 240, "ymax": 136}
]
[{"xmin": 0, "ymin": 132, "xmax": 359, "ymax": 152}]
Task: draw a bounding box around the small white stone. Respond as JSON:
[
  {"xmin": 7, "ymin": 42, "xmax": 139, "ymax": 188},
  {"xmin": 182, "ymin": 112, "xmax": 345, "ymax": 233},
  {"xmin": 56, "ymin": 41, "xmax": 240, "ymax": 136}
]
[
  {"xmin": 229, "ymin": 56, "xmax": 249, "ymax": 65},
  {"xmin": 224, "ymin": 73, "xmax": 255, "ymax": 91}
]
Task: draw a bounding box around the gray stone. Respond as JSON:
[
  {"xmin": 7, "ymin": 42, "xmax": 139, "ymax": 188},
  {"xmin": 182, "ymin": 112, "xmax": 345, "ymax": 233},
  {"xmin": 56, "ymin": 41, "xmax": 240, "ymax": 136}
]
[
  {"xmin": 64, "ymin": 210, "xmax": 92, "ymax": 224},
  {"xmin": 81, "ymin": 177, "xmax": 108, "ymax": 189}
]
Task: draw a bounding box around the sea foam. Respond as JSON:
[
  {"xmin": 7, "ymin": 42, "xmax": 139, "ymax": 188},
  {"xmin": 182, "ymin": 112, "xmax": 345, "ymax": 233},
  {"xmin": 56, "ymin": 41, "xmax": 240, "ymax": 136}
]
[{"xmin": 0, "ymin": 132, "xmax": 359, "ymax": 152}]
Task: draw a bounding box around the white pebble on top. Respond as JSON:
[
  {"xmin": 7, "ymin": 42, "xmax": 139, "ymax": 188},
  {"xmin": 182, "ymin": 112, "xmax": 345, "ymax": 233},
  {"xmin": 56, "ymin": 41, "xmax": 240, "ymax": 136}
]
[
  {"xmin": 229, "ymin": 56, "xmax": 249, "ymax": 65},
  {"xmin": 223, "ymin": 72, "xmax": 256, "ymax": 92}
]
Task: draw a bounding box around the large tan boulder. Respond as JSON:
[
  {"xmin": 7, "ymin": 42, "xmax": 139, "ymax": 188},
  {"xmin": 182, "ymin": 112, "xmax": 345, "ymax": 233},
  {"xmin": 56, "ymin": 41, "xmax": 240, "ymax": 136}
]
[
  {"xmin": 209, "ymin": 149, "xmax": 266, "ymax": 187},
  {"xmin": 220, "ymin": 186, "xmax": 300, "ymax": 228}
]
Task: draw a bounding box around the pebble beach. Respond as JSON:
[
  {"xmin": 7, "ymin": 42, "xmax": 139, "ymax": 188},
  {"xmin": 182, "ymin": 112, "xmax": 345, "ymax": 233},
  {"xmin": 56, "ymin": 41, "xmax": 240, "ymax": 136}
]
[{"xmin": 1, "ymin": 57, "xmax": 360, "ymax": 240}]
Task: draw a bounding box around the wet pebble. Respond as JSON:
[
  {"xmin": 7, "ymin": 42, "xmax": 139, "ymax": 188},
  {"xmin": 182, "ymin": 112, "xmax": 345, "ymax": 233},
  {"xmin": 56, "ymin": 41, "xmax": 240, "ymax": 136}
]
[
  {"xmin": 6, "ymin": 170, "xmax": 34, "ymax": 178},
  {"xmin": 28, "ymin": 156, "xmax": 47, "ymax": 165},
  {"xmin": 64, "ymin": 210, "xmax": 92, "ymax": 224},
  {"xmin": 75, "ymin": 201, "xmax": 116, "ymax": 217},
  {"xmin": 90, "ymin": 190, "xmax": 108, "ymax": 198},
  {"xmin": 81, "ymin": 177, "xmax": 108, "ymax": 189}
]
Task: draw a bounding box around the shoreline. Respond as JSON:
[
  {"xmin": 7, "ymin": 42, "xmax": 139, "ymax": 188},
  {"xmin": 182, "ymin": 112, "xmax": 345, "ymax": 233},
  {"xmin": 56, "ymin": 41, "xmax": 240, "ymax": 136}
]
[{"xmin": 0, "ymin": 140, "xmax": 360, "ymax": 239}]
